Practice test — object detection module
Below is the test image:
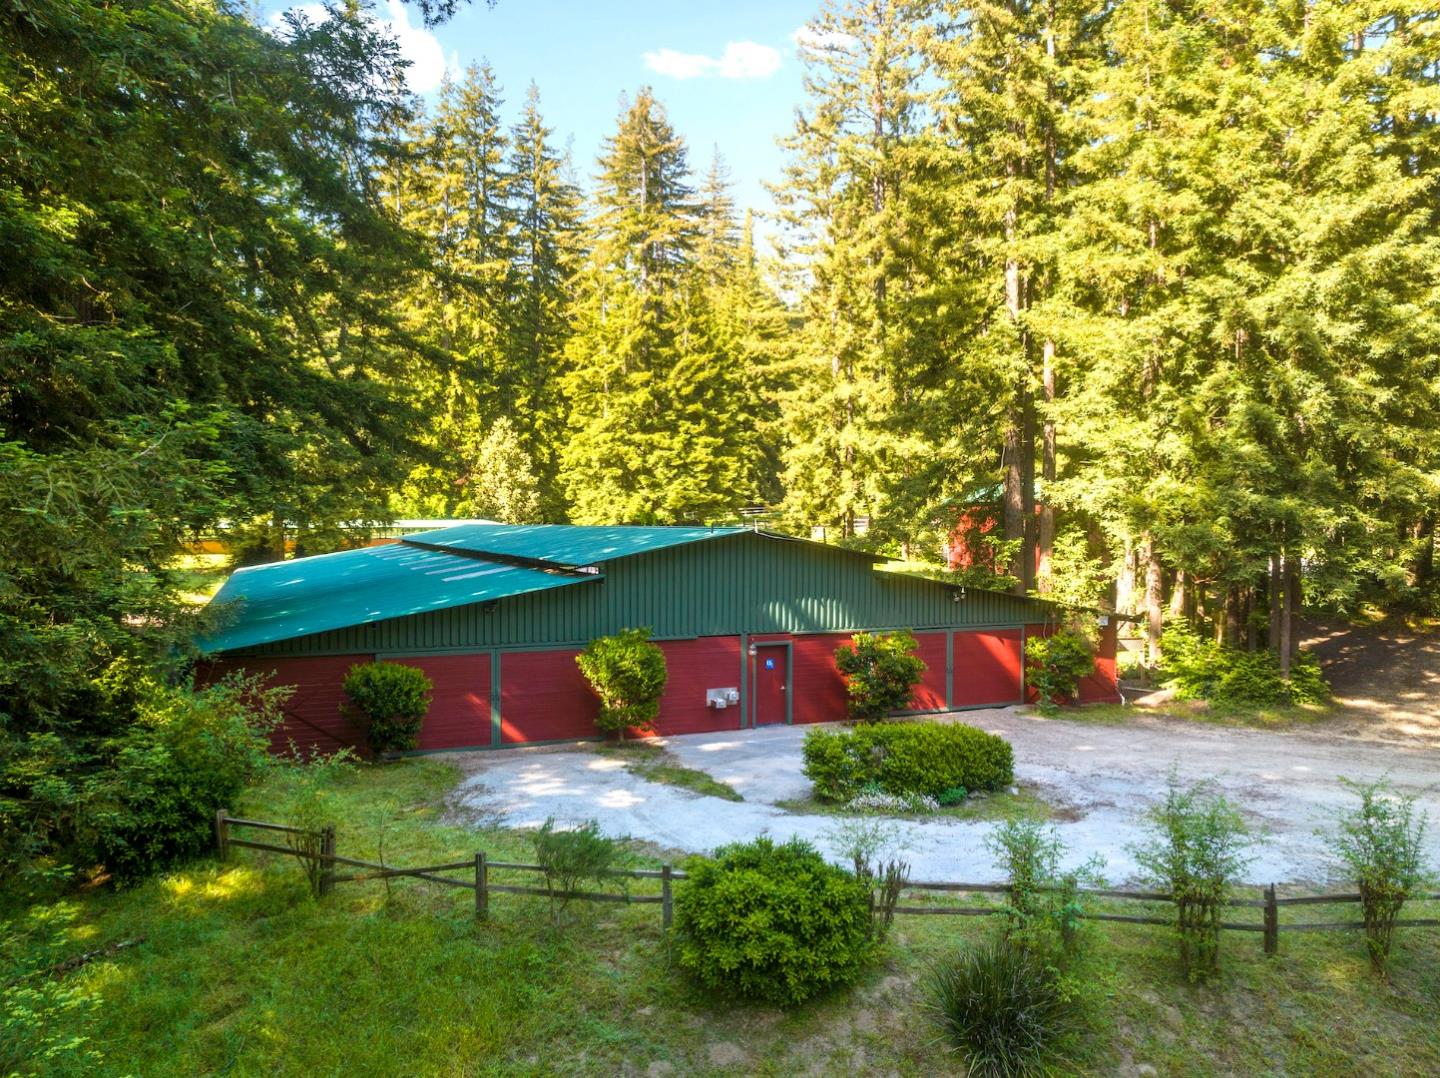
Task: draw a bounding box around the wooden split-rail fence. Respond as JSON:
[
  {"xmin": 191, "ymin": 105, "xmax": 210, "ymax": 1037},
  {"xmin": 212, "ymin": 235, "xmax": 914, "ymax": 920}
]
[{"xmin": 214, "ymin": 810, "xmax": 1440, "ymax": 956}]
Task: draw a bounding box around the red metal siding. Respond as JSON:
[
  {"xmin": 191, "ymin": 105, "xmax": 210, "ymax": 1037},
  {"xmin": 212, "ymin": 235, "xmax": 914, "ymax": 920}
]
[
  {"xmin": 1077, "ymin": 623, "xmax": 1120, "ymax": 703},
  {"xmin": 202, "ymin": 654, "xmax": 372, "ymax": 755},
  {"xmin": 655, "ymin": 637, "xmax": 744, "ymax": 735},
  {"xmin": 953, "ymin": 630, "xmax": 1023, "ymax": 707},
  {"xmin": 911, "ymin": 631, "xmax": 948, "ymax": 711},
  {"xmin": 499, "ymin": 649, "xmax": 598, "ymax": 744},
  {"xmin": 789, "ymin": 633, "xmax": 853, "ymax": 724},
  {"xmin": 394, "ymin": 653, "xmax": 491, "ymax": 750}
]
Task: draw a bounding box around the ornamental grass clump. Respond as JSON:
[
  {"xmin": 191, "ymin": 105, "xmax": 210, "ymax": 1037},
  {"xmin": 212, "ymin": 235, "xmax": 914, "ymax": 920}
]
[
  {"xmin": 674, "ymin": 837, "xmax": 872, "ymax": 1006},
  {"xmin": 1330, "ymin": 777, "xmax": 1432, "ymax": 977},
  {"xmin": 1130, "ymin": 772, "xmax": 1252, "ymax": 981},
  {"xmin": 926, "ymin": 940, "xmax": 1075, "ymax": 1078}
]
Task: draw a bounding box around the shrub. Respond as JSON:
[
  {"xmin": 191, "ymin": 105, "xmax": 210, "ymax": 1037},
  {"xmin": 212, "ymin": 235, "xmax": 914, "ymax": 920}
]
[
  {"xmin": 1023, "ymin": 628, "xmax": 1095, "ymax": 708},
  {"xmin": 342, "ymin": 661, "xmax": 432, "ymax": 755},
  {"xmin": 1130, "ymin": 772, "xmax": 1252, "ymax": 980},
  {"xmin": 834, "ymin": 631, "xmax": 927, "ymax": 721},
  {"xmin": 86, "ymin": 675, "xmax": 279, "ymax": 885},
  {"xmin": 845, "ymin": 788, "xmax": 940, "ymax": 814},
  {"xmin": 576, "ymin": 628, "xmax": 668, "ymax": 739},
  {"xmin": 1161, "ymin": 621, "xmax": 1328, "ymax": 707},
  {"xmin": 802, "ymin": 722, "xmax": 1014, "ymax": 802},
  {"xmin": 1330, "ymin": 778, "xmax": 1432, "ymax": 976},
  {"xmin": 531, "ymin": 817, "xmax": 622, "ymax": 926},
  {"xmin": 988, "ymin": 819, "xmax": 1104, "ymax": 960},
  {"xmin": 825, "ymin": 818, "xmax": 911, "ymax": 942},
  {"xmin": 926, "ymin": 940, "xmax": 1074, "ymax": 1078},
  {"xmin": 674, "ymin": 837, "xmax": 872, "ymax": 1006}
]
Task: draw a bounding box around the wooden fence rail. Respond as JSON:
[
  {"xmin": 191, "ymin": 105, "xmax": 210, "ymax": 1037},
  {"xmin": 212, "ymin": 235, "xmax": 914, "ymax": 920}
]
[{"xmin": 213, "ymin": 810, "xmax": 1440, "ymax": 953}]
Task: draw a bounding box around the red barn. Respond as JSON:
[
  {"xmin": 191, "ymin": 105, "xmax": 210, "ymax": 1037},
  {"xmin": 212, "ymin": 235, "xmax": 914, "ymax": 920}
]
[{"xmin": 198, "ymin": 525, "xmax": 1118, "ymax": 754}]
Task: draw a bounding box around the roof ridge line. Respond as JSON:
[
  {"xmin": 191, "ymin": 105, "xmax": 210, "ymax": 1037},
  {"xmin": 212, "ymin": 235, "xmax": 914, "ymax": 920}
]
[{"xmin": 398, "ymin": 537, "xmax": 601, "ymax": 577}]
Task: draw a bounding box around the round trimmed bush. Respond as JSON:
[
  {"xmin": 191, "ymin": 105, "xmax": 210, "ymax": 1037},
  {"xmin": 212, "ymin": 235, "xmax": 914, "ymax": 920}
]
[
  {"xmin": 803, "ymin": 721, "xmax": 1014, "ymax": 803},
  {"xmin": 674, "ymin": 837, "xmax": 873, "ymax": 1006},
  {"xmin": 342, "ymin": 661, "xmax": 432, "ymax": 755}
]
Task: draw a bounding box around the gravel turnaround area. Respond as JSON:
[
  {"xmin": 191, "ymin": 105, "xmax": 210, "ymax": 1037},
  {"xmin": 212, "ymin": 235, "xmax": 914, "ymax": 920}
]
[{"xmin": 450, "ymin": 709, "xmax": 1440, "ymax": 886}]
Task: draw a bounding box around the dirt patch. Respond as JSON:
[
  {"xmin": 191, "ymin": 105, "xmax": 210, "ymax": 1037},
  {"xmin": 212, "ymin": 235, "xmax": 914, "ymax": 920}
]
[{"xmin": 1303, "ymin": 619, "xmax": 1440, "ymax": 746}]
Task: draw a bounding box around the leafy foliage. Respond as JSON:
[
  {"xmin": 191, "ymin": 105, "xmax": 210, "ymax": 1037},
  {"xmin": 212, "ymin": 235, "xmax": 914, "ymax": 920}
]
[
  {"xmin": 575, "ymin": 629, "xmax": 668, "ymax": 739},
  {"xmin": 802, "ymin": 722, "xmax": 1014, "ymax": 803},
  {"xmin": 1023, "ymin": 629, "xmax": 1096, "ymax": 708},
  {"xmin": 531, "ymin": 817, "xmax": 622, "ymax": 926},
  {"xmin": 988, "ymin": 820, "xmax": 1104, "ymax": 960},
  {"xmin": 824, "ymin": 818, "xmax": 910, "ymax": 943},
  {"xmin": 1330, "ymin": 778, "xmax": 1433, "ymax": 977},
  {"xmin": 1130, "ymin": 773, "xmax": 1253, "ymax": 981},
  {"xmin": 674, "ymin": 837, "xmax": 872, "ymax": 1006},
  {"xmin": 834, "ymin": 631, "xmax": 927, "ymax": 721},
  {"xmin": 1162, "ymin": 622, "xmax": 1329, "ymax": 707},
  {"xmin": 342, "ymin": 663, "xmax": 434, "ymax": 755},
  {"xmin": 926, "ymin": 940, "xmax": 1076, "ymax": 1078}
]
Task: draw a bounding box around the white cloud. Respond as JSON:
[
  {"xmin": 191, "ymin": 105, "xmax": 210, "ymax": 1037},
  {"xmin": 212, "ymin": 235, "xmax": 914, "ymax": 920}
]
[
  {"xmin": 269, "ymin": 1, "xmax": 449, "ymax": 94},
  {"xmin": 791, "ymin": 25, "xmax": 858, "ymax": 53},
  {"xmin": 642, "ymin": 40, "xmax": 782, "ymax": 81}
]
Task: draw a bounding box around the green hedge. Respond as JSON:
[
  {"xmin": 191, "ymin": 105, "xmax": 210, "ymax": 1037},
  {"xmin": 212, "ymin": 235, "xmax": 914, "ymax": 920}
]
[
  {"xmin": 802, "ymin": 721, "xmax": 1014, "ymax": 802},
  {"xmin": 674, "ymin": 837, "xmax": 873, "ymax": 1006}
]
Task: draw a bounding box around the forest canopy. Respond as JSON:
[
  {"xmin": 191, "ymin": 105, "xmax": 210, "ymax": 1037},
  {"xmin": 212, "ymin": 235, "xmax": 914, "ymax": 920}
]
[{"xmin": 2, "ymin": 0, "xmax": 1438, "ymax": 874}]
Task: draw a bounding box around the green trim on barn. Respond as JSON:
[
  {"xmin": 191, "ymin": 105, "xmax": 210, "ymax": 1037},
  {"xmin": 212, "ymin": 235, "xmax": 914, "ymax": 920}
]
[{"xmin": 214, "ymin": 529, "xmax": 1060, "ymax": 659}]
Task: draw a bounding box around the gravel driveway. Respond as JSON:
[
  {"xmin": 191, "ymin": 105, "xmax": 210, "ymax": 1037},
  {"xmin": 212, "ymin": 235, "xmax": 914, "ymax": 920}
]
[{"xmin": 450, "ymin": 708, "xmax": 1440, "ymax": 885}]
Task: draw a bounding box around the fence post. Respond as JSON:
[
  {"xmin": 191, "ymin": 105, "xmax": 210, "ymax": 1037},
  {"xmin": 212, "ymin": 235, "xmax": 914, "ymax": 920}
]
[
  {"xmin": 1263, "ymin": 883, "xmax": 1279, "ymax": 957},
  {"xmin": 661, "ymin": 863, "xmax": 673, "ymax": 931},
  {"xmin": 214, "ymin": 808, "xmax": 229, "ymax": 862},
  {"xmin": 318, "ymin": 824, "xmax": 336, "ymax": 897},
  {"xmin": 475, "ymin": 852, "xmax": 488, "ymax": 920}
]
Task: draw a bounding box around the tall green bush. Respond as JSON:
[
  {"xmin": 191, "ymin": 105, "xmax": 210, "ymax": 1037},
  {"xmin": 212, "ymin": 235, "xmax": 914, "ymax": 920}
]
[
  {"xmin": 988, "ymin": 819, "xmax": 1105, "ymax": 960},
  {"xmin": 531, "ymin": 817, "xmax": 622, "ymax": 927},
  {"xmin": 86, "ymin": 674, "xmax": 280, "ymax": 884},
  {"xmin": 834, "ymin": 631, "xmax": 927, "ymax": 721},
  {"xmin": 342, "ymin": 662, "xmax": 433, "ymax": 755},
  {"xmin": 1023, "ymin": 628, "xmax": 1095, "ymax": 708},
  {"xmin": 1161, "ymin": 621, "xmax": 1328, "ymax": 707},
  {"xmin": 576, "ymin": 628, "xmax": 668, "ymax": 739},
  {"xmin": 803, "ymin": 722, "xmax": 1014, "ymax": 802},
  {"xmin": 674, "ymin": 837, "xmax": 872, "ymax": 1006},
  {"xmin": 1130, "ymin": 773, "xmax": 1252, "ymax": 981},
  {"xmin": 1330, "ymin": 778, "xmax": 1432, "ymax": 977}
]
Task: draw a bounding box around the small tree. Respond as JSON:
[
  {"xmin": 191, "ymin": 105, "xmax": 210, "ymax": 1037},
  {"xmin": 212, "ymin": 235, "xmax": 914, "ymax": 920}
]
[
  {"xmin": 988, "ymin": 819, "xmax": 1105, "ymax": 960},
  {"xmin": 1331, "ymin": 778, "xmax": 1431, "ymax": 977},
  {"xmin": 1024, "ymin": 627, "xmax": 1095, "ymax": 709},
  {"xmin": 531, "ymin": 817, "xmax": 622, "ymax": 927},
  {"xmin": 825, "ymin": 818, "xmax": 911, "ymax": 942},
  {"xmin": 834, "ymin": 631, "xmax": 926, "ymax": 722},
  {"xmin": 576, "ymin": 628, "xmax": 668, "ymax": 740},
  {"xmin": 1130, "ymin": 772, "xmax": 1252, "ymax": 981},
  {"xmin": 342, "ymin": 662, "xmax": 432, "ymax": 757}
]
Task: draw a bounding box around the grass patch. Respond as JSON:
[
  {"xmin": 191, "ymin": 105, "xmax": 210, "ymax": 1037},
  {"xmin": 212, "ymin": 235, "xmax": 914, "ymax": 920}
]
[
  {"xmin": 5, "ymin": 760, "xmax": 1439, "ymax": 1076},
  {"xmin": 1070, "ymin": 699, "xmax": 1335, "ymax": 731},
  {"xmin": 775, "ymin": 785, "xmax": 1057, "ymax": 823},
  {"xmin": 597, "ymin": 741, "xmax": 743, "ymax": 802}
]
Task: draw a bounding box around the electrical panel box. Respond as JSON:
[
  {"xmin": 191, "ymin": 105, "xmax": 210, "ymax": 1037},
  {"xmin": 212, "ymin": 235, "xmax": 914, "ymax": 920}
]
[{"xmin": 706, "ymin": 687, "xmax": 741, "ymax": 709}]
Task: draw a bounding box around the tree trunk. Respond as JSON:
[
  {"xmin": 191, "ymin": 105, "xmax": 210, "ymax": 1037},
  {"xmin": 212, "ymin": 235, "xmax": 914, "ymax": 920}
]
[
  {"xmin": 1268, "ymin": 555, "xmax": 1283, "ymax": 652},
  {"xmin": 1144, "ymin": 535, "xmax": 1163, "ymax": 668},
  {"xmin": 1037, "ymin": 340, "xmax": 1056, "ymax": 593},
  {"xmin": 1279, "ymin": 555, "xmax": 1296, "ymax": 679},
  {"xmin": 1169, "ymin": 569, "xmax": 1187, "ymax": 619},
  {"xmin": 1003, "ymin": 416, "xmax": 1027, "ymax": 594},
  {"xmin": 1410, "ymin": 516, "xmax": 1435, "ymax": 588},
  {"xmin": 1116, "ymin": 538, "xmax": 1136, "ymax": 616}
]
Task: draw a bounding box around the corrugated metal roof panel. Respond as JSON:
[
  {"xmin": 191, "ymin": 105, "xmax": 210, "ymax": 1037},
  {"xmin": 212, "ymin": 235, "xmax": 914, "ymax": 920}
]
[
  {"xmin": 198, "ymin": 542, "xmax": 593, "ymax": 654},
  {"xmin": 407, "ymin": 523, "xmax": 746, "ymax": 566}
]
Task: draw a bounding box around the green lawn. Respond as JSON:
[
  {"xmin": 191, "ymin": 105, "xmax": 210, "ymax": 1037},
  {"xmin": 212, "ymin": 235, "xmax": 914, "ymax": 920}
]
[
  {"xmin": 597, "ymin": 742, "xmax": 744, "ymax": 802},
  {"xmin": 5, "ymin": 760, "xmax": 1438, "ymax": 1076}
]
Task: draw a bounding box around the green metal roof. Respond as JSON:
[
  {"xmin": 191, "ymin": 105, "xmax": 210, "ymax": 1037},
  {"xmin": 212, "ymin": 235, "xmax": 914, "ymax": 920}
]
[
  {"xmin": 198, "ymin": 524, "xmax": 746, "ymax": 654},
  {"xmin": 405, "ymin": 523, "xmax": 746, "ymax": 567},
  {"xmin": 197, "ymin": 541, "xmax": 596, "ymax": 654}
]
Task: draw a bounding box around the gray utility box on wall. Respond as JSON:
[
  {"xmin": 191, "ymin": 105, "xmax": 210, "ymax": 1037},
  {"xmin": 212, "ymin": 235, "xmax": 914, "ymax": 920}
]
[{"xmin": 705, "ymin": 688, "xmax": 741, "ymax": 709}]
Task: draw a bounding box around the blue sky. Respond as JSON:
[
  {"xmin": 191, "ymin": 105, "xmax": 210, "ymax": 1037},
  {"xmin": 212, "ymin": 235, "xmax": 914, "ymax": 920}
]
[{"xmin": 275, "ymin": 1, "xmax": 829, "ymax": 217}]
